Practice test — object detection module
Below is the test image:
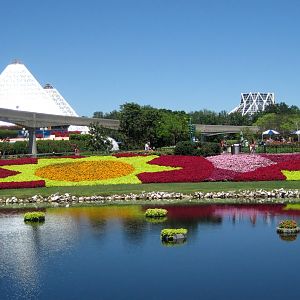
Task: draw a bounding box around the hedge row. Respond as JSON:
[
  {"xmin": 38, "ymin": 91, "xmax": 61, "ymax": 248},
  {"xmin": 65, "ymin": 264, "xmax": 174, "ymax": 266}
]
[
  {"xmin": 0, "ymin": 140, "xmax": 88, "ymax": 155},
  {"xmin": 174, "ymin": 141, "xmax": 221, "ymax": 157}
]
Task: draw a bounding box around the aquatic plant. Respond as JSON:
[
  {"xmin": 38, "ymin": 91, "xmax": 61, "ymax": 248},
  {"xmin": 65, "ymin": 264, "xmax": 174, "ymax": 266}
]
[
  {"xmin": 24, "ymin": 212, "xmax": 45, "ymax": 222},
  {"xmin": 161, "ymin": 228, "xmax": 188, "ymax": 240},
  {"xmin": 145, "ymin": 208, "xmax": 168, "ymax": 218}
]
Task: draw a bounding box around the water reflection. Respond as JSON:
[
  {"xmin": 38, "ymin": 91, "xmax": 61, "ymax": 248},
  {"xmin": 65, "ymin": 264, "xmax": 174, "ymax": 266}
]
[
  {"xmin": 1, "ymin": 204, "xmax": 300, "ymax": 299},
  {"xmin": 278, "ymin": 233, "xmax": 298, "ymax": 242}
]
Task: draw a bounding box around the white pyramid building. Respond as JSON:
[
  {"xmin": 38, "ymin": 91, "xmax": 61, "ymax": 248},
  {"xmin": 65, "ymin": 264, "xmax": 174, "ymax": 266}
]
[{"xmin": 0, "ymin": 60, "xmax": 88, "ymax": 131}]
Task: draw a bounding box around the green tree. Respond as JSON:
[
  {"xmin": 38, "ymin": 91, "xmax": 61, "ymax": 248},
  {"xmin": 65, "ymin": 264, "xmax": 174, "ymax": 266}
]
[{"xmin": 156, "ymin": 112, "xmax": 189, "ymax": 146}]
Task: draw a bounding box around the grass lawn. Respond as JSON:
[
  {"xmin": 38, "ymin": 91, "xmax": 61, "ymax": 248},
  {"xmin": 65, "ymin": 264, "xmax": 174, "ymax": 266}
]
[{"xmin": 0, "ymin": 180, "xmax": 299, "ymax": 198}]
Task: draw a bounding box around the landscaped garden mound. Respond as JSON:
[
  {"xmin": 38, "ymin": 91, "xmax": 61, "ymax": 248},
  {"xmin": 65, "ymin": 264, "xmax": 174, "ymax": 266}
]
[
  {"xmin": 161, "ymin": 228, "xmax": 187, "ymax": 244},
  {"xmin": 276, "ymin": 220, "xmax": 300, "ymax": 234},
  {"xmin": 0, "ymin": 153, "xmax": 299, "ymax": 189}
]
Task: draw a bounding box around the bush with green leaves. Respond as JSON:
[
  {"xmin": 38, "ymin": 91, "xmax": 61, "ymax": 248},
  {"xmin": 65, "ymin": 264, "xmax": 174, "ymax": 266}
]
[
  {"xmin": 174, "ymin": 141, "xmax": 221, "ymax": 156},
  {"xmin": 160, "ymin": 228, "xmax": 188, "ymax": 240},
  {"xmin": 145, "ymin": 208, "xmax": 168, "ymax": 218},
  {"xmin": 24, "ymin": 212, "xmax": 45, "ymax": 222}
]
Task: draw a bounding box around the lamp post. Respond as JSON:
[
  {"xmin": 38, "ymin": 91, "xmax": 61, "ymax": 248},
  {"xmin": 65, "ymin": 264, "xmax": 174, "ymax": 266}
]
[{"xmin": 188, "ymin": 118, "xmax": 196, "ymax": 143}]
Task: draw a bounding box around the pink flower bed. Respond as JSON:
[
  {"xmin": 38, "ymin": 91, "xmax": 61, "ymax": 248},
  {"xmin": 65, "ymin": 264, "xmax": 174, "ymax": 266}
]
[
  {"xmin": 0, "ymin": 158, "xmax": 38, "ymax": 166},
  {"xmin": 206, "ymin": 154, "xmax": 275, "ymax": 173},
  {"xmin": 0, "ymin": 180, "xmax": 45, "ymax": 189},
  {"xmin": 138, "ymin": 155, "xmax": 214, "ymax": 183}
]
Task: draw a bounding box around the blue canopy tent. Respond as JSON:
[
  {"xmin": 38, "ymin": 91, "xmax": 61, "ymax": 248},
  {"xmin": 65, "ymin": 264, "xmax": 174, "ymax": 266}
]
[{"xmin": 262, "ymin": 129, "xmax": 280, "ymax": 141}]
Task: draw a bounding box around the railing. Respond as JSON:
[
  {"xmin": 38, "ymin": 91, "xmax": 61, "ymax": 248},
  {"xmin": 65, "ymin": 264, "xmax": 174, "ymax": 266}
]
[{"xmin": 241, "ymin": 143, "xmax": 300, "ymax": 154}]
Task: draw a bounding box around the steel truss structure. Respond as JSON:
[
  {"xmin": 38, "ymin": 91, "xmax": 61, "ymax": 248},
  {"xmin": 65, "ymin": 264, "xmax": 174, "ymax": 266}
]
[{"xmin": 230, "ymin": 92, "xmax": 275, "ymax": 116}]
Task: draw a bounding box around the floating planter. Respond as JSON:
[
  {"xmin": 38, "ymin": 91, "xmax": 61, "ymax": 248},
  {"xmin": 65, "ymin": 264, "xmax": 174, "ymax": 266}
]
[
  {"xmin": 24, "ymin": 212, "xmax": 46, "ymax": 223},
  {"xmin": 145, "ymin": 208, "xmax": 168, "ymax": 218},
  {"xmin": 161, "ymin": 228, "xmax": 187, "ymax": 243},
  {"xmin": 276, "ymin": 220, "xmax": 300, "ymax": 234}
]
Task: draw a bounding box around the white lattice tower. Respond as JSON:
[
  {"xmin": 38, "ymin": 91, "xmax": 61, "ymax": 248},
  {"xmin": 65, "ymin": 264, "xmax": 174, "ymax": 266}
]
[{"xmin": 230, "ymin": 92, "xmax": 275, "ymax": 116}]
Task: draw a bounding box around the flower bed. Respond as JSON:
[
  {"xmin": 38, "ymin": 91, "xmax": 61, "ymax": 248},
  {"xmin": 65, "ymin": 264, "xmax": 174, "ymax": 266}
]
[
  {"xmin": 0, "ymin": 153, "xmax": 299, "ymax": 189},
  {"xmin": 0, "ymin": 180, "xmax": 45, "ymax": 189},
  {"xmin": 113, "ymin": 152, "xmax": 150, "ymax": 158},
  {"xmin": 0, "ymin": 158, "xmax": 37, "ymax": 166},
  {"xmin": 0, "ymin": 168, "xmax": 20, "ymax": 178},
  {"xmin": 206, "ymin": 154, "xmax": 275, "ymax": 172},
  {"xmin": 233, "ymin": 165, "xmax": 286, "ymax": 181},
  {"xmin": 138, "ymin": 155, "xmax": 213, "ymax": 183}
]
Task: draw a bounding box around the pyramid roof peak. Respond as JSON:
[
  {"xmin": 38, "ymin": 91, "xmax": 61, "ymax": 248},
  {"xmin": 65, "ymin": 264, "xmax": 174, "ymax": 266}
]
[{"xmin": 0, "ymin": 61, "xmax": 78, "ymax": 117}]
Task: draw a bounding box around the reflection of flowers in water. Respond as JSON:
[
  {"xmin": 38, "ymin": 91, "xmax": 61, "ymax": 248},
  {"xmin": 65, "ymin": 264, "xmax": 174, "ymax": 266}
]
[
  {"xmin": 145, "ymin": 216, "xmax": 167, "ymax": 224},
  {"xmin": 278, "ymin": 234, "xmax": 298, "ymax": 242}
]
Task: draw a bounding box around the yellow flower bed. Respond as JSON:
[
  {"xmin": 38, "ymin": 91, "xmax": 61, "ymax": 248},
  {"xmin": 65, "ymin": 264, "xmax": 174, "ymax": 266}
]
[
  {"xmin": 35, "ymin": 161, "xmax": 135, "ymax": 182},
  {"xmin": 1, "ymin": 155, "xmax": 179, "ymax": 186},
  {"xmin": 282, "ymin": 170, "xmax": 300, "ymax": 181}
]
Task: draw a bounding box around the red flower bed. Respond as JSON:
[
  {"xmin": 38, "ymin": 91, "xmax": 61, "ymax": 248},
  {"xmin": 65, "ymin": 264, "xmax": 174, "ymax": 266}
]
[
  {"xmin": 277, "ymin": 160, "xmax": 300, "ymax": 171},
  {"xmin": 114, "ymin": 153, "xmax": 150, "ymax": 158},
  {"xmin": 0, "ymin": 168, "xmax": 20, "ymax": 178},
  {"xmin": 206, "ymin": 168, "xmax": 240, "ymax": 181},
  {"xmin": 233, "ymin": 165, "xmax": 286, "ymax": 181},
  {"xmin": 0, "ymin": 158, "xmax": 38, "ymax": 166},
  {"xmin": 260, "ymin": 154, "xmax": 300, "ymax": 163},
  {"xmin": 138, "ymin": 155, "xmax": 214, "ymax": 183},
  {"xmin": 44, "ymin": 155, "xmax": 86, "ymax": 159},
  {"xmin": 0, "ymin": 180, "xmax": 45, "ymax": 189}
]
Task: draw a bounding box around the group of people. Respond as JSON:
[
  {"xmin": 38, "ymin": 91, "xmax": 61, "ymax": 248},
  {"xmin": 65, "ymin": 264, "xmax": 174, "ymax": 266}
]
[{"xmin": 220, "ymin": 139, "xmax": 257, "ymax": 154}]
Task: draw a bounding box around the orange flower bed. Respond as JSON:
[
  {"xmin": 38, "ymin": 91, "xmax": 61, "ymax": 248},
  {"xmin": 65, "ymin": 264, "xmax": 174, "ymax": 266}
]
[{"xmin": 35, "ymin": 161, "xmax": 135, "ymax": 182}]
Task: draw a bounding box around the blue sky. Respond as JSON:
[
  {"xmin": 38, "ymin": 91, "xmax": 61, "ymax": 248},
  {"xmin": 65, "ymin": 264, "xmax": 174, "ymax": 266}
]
[{"xmin": 0, "ymin": 0, "xmax": 299, "ymax": 116}]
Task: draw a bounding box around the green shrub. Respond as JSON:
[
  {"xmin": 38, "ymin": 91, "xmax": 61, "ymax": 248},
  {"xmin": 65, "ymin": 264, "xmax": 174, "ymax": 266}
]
[
  {"xmin": 174, "ymin": 141, "xmax": 195, "ymax": 155},
  {"xmin": 0, "ymin": 130, "xmax": 18, "ymax": 139},
  {"xmin": 24, "ymin": 212, "xmax": 45, "ymax": 222},
  {"xmin": 145, "ymin": 208, "xmax": 168, "ymax": 218},
  {"xmin": 69, "ymin": 134, "xmax": 90, "ymax": 142},
  {"xmin": 160, "ymin": 228, "xmax": 188, "ymax": 240},
  {"xmin": 174, "ymin": 141, "xmax": 221, "ymax": 156}
]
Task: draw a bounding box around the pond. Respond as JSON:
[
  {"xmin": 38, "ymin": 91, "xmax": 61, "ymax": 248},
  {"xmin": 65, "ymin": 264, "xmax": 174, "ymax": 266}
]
[{"xmin": 1, "ymin": 204, "xmax": 300, "ymax": 300}]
